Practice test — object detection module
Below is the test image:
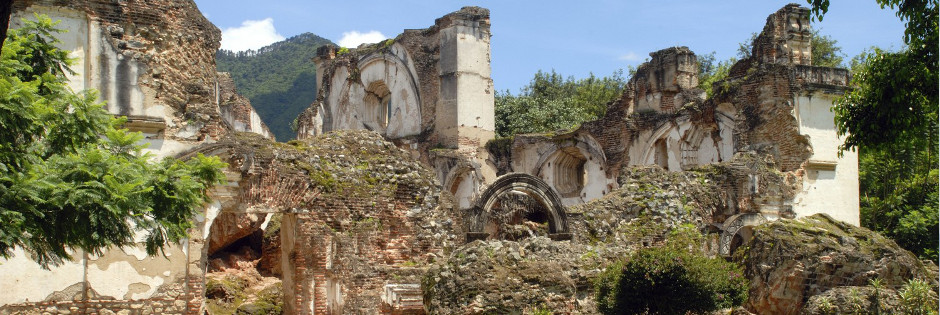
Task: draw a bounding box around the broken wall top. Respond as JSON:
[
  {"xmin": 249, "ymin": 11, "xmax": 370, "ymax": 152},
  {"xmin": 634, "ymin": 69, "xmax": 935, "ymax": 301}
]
[
  {"xmin": 11, "ymin": 0, "xmax": 247, "ymax": 142},
  {"xmin": 750, "ymin": 3, "xmax": 813, "ymax": 66},
  {"xmin": 622, "ymin": 46, "xmax": 703, "ymax": 114}
]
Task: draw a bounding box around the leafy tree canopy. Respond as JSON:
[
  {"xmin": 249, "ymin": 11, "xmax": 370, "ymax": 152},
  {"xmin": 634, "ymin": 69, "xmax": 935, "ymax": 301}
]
[
  {"xmin": 807, "ymin": 0, "xmax": 938, "ymax": 262},
  {"xmin": 808, "ymin": 0, "xmax": 938, "ymax": 153},
  {"xmin": 495, "ymin": 69, "xmax": 626, "ymax": 137},
  {"xmin": 0, "ymin": 15, "xmax": 226, "ymax": 267}
]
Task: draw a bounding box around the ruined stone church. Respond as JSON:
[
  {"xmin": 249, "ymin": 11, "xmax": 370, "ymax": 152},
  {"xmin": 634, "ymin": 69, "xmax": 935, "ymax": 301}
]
[{"xmin": 1, "ymin": 1, "xmax": 861, "ymax": 314}]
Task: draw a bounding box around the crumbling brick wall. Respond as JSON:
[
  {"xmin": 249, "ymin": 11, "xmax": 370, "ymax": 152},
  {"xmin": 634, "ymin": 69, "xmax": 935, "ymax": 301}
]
[
  {"xmin": 497, "ymin": 4, "xmax": 851, "ymax": 223},
  {"xmin": 12, "ymin": 0, "xmax": 242, "ymax": 141},
  {"xmin": 195, "ymin": 131, "xmax": 463, "ymax": 315}
]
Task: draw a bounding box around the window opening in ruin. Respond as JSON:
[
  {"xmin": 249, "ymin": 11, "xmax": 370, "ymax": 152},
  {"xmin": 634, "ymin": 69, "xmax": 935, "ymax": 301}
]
[
  {"xmin": 363, "ymin": 81, "xmax": 391, "ymax": 130},
  {"xmin": 551, "ymin": 148, "xmax": 587, "ymax": 197},
  {"xmin": 681, "ymin": 138, "xmax": 701, "ymax": 169},
  {"xmin": 654, "ymin": 138, "xmax": 669, "ymax": 170},
  {"xmin": 385, "ymin": 98, "xmax": 392, "ymax": 127},
  {"xmin": 450, "ymin": 174, "xmax": 464, "ymax": 195},
  {"xmin": 680, "ymin": 125, "xmax": 716, "ymax": 169}
]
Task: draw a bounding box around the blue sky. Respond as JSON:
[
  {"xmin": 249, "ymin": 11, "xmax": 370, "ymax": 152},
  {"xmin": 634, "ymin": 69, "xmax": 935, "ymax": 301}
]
[{"xmin": 194, "ymin": 1, "xmax": 906, "ymax": 93}]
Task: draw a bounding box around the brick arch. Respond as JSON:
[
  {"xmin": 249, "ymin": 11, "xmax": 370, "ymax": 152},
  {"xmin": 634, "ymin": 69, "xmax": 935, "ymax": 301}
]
[
  {"xmin": 719, "ymin": 213, "xmax": 768, "ymax": 256},
  {"xmin": 466, "ymin": 173, "xmax": 571, "ymax": 241}
]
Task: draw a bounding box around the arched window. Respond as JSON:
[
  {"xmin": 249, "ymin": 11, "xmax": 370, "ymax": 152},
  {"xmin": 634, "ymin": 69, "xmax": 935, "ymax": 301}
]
[
  {"xmin": 550, "ymin": 148, "xmax": 586, "ymax": 197},
  {"xmin": 363, "ymin": 81, "xmax": 391, "ymax": 130}
]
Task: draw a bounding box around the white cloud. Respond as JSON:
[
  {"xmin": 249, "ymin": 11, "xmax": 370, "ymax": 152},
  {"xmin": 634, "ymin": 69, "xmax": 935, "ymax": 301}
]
[
  {"xmin": 220, "ymin": 18, "xmax": 285, "ymax": 52},
  {"xmin": 618, "ymin": 52, "xmax": 642, "ymax": 61},
  {"xmin": 337, "ymin": 30, "xmax": 387, "ymax": 48}
]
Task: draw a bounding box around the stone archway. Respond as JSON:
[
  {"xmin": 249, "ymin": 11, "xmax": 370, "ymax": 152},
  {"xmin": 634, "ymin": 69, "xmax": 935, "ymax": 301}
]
[
  {"xmin": 467, "ymin": 173, "xmax": 571, "ymax": 241},
  {"xmin": 719, "ymin": 213, "xmax": 768, "ymax": 256}
]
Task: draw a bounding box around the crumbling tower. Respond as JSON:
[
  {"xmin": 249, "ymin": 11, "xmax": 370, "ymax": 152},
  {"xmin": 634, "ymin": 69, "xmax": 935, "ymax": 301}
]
[{"xmin": 434, "ymin": 7, "xmax": 495, "ymax": 152}]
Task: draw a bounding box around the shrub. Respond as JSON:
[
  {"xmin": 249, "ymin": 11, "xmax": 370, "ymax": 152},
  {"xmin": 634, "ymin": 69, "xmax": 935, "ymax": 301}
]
[
  {"xmin": 594, "ymin": 247, "xmax": 748, "ymax": 314},
  {"xmin": 899, "ymin": 279, "xmax": 939, "ymax": 315}
]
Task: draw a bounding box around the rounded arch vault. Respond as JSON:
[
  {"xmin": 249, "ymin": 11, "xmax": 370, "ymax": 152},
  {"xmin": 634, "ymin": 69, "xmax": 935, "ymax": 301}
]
[
  {"xmin": 719, "ymin": 213, "xmax": 768, "ymax": 256},
  {"xmin": 467, "ymin": 173, "xmax": 571, "ymax": 241}
]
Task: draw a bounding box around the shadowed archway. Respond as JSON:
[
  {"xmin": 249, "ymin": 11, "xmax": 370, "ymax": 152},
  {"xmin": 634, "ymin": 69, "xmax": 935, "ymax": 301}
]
[
  {"xmin": 719, "ymin": 213, "xmax": 768, "ymax": 256},
  {"xmin": 467, "ymin": 173, "xmax": 571, "ymax": 241}
]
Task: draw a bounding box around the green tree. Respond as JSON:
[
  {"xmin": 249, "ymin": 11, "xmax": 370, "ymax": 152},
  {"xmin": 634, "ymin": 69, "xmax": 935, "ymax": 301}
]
[
  {"xmin": 697, "ymin": 52, "xmax": 735, "ymax": 97},
  {"xmin": 699, "ymin": 30, "xmax": 843, "ymax": 97},
  {"xmin": 807, "ymin": 0, "xmax": 938, "ymax": 262},
  {"xmin": 810, "ymin": 30, "xmax": 845, "ymax": 67},
  {"xmin": 495, "ymin": 69, "xmax": 625, "ymax": 137},
  {"xmin": 0, "ymin": 15, "xmax": 227, "ymax": 267},
  {"xmin": 216, "ymin": 33, "xmax": 333, "ymax": 141},
  {"xmin": 594, "ymin": 246, "xmax": 748, "ymax": 315}
]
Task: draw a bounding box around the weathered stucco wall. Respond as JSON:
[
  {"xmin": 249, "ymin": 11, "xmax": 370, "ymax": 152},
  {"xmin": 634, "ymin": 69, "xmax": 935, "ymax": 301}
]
[
  {"xmin": 791, "ymin": 90, "xmax": 859, "ymax": 225},
  {"xmin": 1, "ymin": 1, "xmax": 273, "ymax": 313},
  {"xmin": 298, "ymin": 7, "xmax": 497, "ymax": 214}
]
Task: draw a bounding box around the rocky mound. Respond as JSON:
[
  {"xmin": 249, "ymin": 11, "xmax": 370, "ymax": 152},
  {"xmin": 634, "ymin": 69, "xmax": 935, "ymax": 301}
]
[
  {"xmin": 738, "ymin": 213, "xmax": 938, "ymax": 314},
  {"xmin": 422, "ymin": 237, "xmax": 594, "ymax": 314},
  {"xmin": 423, "ymin": 166, "xmax": 726, "ymax": 314},
  {"xmin": 570, "ymin": 165, "xmax": 720, "ymax": 245}
]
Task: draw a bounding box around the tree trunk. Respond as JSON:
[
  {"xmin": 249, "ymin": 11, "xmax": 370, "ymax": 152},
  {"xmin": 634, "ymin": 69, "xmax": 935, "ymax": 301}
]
[{"xmin": 0, "ymin": 0, "xmax": 12, "ymax": 56}]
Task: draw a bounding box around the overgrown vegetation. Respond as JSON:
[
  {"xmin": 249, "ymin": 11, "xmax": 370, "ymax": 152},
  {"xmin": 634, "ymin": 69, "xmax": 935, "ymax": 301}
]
[
  {"xmin": 899, "ymin": 279, "xmax": 939, "ymax": 315},
  {"xmin": 808, "ymin": 0, "xmax": 939, "ymax": 263},
  {"xmin": 696, "ymin": 52, "xmax": 735, "ymax": 98},
  {"xmin": 0, "ymin": 15, "xmax": 226, "ymax": 267},
  {"xmin": 216, "ymin": 33, "xmax": 334, "ymax": 141},
  {"xmin": 495, "ymin": 69, "xmax": 626, "ymax": 137},
  {"xmin": 594, "ymin": 227, "xmax": 748, "ymax": 315}
]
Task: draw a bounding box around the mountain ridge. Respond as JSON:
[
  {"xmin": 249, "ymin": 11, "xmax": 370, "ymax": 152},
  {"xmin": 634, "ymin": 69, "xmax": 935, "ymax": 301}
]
[{"xmin": 216, "ymin": 32, "xmax": 334, "ymax": 141}]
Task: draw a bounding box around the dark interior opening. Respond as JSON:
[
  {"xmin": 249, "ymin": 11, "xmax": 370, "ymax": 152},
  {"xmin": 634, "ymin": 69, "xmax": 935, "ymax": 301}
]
[
  {"xmin": 207, "ymin": 228, "xmax": 264, "ymax": 273},
  {"xmin": 524, "ymin": 208, "xmax": 549, "ymax": 224}
]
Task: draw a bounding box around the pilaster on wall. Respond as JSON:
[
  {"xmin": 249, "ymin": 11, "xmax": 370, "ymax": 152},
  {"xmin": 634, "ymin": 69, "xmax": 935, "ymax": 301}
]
[{"xmin": 436, "ymin": 7, "xmax": 495, "ymax": 152}]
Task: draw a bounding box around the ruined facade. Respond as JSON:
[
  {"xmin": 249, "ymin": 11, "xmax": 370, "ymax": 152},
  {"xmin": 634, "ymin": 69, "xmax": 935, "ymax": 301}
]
[
  {"xmin": 295, "ymin": 7, "xmax": 499, "ymax": 210},
  {"xmin": 1, "ymin": 2, "xmax": 864, "ymax": 315},
  {"xmin": 298, "ymin": 4, "xmax": 858, "ymax": 248},
  {"xmin": 491, "ymin": 6, "xmax": 857, "ymax": 255},
  {"xmin": 1, "ymin": 0, "xmax": 272, "ymax": 313}
]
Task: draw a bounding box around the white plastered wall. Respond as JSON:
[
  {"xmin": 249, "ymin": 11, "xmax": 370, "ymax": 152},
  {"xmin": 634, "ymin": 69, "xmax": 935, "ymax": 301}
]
[
  {"xmin": 513, "ymin": 134, "xmax": 614, "ymax": 206},
  {"xmin": 0, "ymin": 248, "xmax": 85, "ymax": 305},
  {"xmin": 324, "ymin": 45, "xmax": 422, "ymax": 139},
  {"xmin": 452, "ymin": 171, "xmax": 480, "ymax": 210},
  {"xmin": 790, "ymin": 92, "xmax": 860, "ymax": 225},
  {"xmin": 437, "ymin": 19, "xmax": 495, "ymax": 149},
  {"xmin": 1, "ymin": 6, "xmax": 209, "ymax": 306},
  {"xmin": 629, "ymin": 115, "xmax": 735, "ymax": 171}
]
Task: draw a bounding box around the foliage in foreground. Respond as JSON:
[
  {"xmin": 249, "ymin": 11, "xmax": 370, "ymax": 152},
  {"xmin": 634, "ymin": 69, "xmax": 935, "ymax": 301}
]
[
  {"xmin": 807, "ymin": 0, "xmax": 939, "ymax": 263},
  {"xmin": 899, "ymin": 279, "xmax": 940, "ymax": 315},
  {"xmin": 0, "ymin": 15, "xmax": 226, "ymax": 267},
  {"xmin": 594, "ymin": 227, "xmax": 748, "ymax": 315}
]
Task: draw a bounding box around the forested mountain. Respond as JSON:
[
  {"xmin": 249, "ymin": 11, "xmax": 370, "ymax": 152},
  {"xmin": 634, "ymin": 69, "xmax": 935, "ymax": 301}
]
[{"xmin": 216, "ymin": 33, "xmax": 333, "ymax": 141}]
